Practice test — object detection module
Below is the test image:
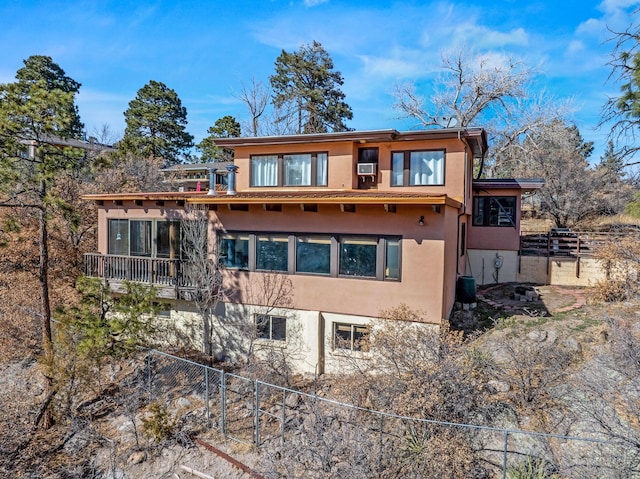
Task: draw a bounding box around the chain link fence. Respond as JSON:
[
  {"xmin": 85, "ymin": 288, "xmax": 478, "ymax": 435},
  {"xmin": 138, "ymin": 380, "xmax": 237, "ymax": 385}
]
[{"xmin": 141, "ymin": 348, "xmax": 638, "ymax": 478}]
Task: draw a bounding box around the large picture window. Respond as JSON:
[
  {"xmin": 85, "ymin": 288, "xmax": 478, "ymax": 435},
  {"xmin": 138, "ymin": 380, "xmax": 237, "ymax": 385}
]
[
  {"xmin": 256, "ymin": 234, "xmax": 289, "ymax": 271},
  {"xmin": 473, "ymin": 196, "xmax": 516, "ymax": 227},
  {"xmin": 296, "ymin": 236, "xmax": 331, "ymax": 275},
  {"xmin": 391, "ymin": 150, "xmax": 445, "ymax": 186},
  {"xmin": 107, "ymin": 219, "xmax": 182, "ymax": 258},
  {"xmin": 339, "ymin": 237, "xmax": 377, "ymax": 278},
  {"xmin": 130, "ymin": 220, "xmax": 152, "ymax": 257},
  {"xmin": 220, "ymin": 233, "xmax": 249, "ymax": 269},
  {"xmin": 156, "ymin": 221, "xmax": 181, "ymax": 259},
  {"xmin": 250, "ymin": 152, "xmax": 328, "ymax": 187},
  {"xmin": 220, "ymin": 231, "xmax": 400, "ymax": 281},
  {"xmin": 108, "ymin": 219, "xmax": 129, "ymax": 255}
]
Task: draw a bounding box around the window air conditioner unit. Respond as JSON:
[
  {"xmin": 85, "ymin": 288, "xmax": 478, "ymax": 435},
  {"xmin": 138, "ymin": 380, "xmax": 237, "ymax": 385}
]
[{"xmin": 357, "ymin": 163, "xmax": 377, "ymax": 175}]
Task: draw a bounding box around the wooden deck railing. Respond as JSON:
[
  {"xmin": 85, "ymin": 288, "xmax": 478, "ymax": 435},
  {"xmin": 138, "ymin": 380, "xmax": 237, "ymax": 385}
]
[
  {"xmin": 84, "ymin": 253, "xmax": 194, "ymax": 287},
  {"xmin": 520, "ymin": 231, "xmax": 631, "ymax": 258}
]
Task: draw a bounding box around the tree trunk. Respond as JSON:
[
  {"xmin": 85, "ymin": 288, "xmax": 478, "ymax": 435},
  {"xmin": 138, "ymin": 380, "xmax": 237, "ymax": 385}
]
[
  {"xmin": 203, "ymin": 309, "xmax": 213, "ymax": 364},
  {"xmin": 39, "ymin": 180, "xmax": 54, "ymax": 429}
]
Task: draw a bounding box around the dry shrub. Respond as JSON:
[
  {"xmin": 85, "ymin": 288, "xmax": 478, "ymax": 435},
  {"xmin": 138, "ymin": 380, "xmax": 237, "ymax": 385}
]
[
  {"xmin": 593, "ymin": 236, "xmax": 640, "ymax": 302},
  {"xmin": 141, "ymin": 403, "xmax": 177, "ymax": 443}
]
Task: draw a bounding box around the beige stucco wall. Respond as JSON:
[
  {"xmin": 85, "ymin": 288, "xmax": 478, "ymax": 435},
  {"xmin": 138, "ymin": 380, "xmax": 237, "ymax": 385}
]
[
  {"xmin": 162, "ymin": 301, "xmax": 389, "ymax": 375},
  {"xmin": 467, "ymin": 249, "xmax": 520, "ymax": 286},
  {"xmin": 469, "ymin": 252, "xmax": 608, "ymax": 287}
]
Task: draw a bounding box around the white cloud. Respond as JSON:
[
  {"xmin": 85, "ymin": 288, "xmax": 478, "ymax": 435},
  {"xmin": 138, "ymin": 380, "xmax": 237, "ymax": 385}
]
[
  {"xmin": 451, "ymin": 23, "xmax": 529, "ymax": 48},
  {"xmin": 566, "ymin": 40, "xmax": 585, "ymax": 55},
  {"xmin": 361, "ymin": 56, "xmax": 420, "ymax": 79},
  {"xmin": 599, "ymin": 0, "xmax": 640, "ymax": 14},
  {"xmin": 304, "ymin": 0, "xmax": 329, "ymax": 6},
  {"xmin": 576, "ymin": 17, "xmax": 604, "ymax": 35}
]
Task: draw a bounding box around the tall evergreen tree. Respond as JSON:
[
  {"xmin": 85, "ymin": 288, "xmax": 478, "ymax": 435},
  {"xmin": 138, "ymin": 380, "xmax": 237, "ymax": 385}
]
[
  {"xmin": 0, "ymin": 57, "xmax": 85, "ymax": 428},
  {"xmin": 602, "ymin": 20, "xmax": 640, "ymax": 166},
  {"xmin": 270, "ymin": 41, "xmax": 353, "ymax": 134},
  {"xmin": 197, "ymin": 115, "xmax": 241, "ymax": 162},
  {"xmin": 14, "ymin": 55, "xmax": 84, "ymax": 138},
  {"xmin": 121, "ymin": 80, "xmax": 194, "ymax": 165}
]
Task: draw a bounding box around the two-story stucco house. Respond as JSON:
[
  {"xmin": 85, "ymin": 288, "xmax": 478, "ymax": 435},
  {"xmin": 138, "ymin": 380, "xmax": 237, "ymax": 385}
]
[{"xmin": 84, "ymin": 128, "xmax": 540, "ymax": 374}]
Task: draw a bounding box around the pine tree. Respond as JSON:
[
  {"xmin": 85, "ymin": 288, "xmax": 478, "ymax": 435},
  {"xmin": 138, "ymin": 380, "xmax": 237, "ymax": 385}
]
[
  {"xmin": 270, "ymin": 41, "xmax": 353, "ymax": 134},
  {"xmin": 197, "ymin": 115, "xmax": 241, "ymax": 162},
  {"xmin": 14, "ymin": 55, "xmax": 84, "ymax": 138},
  {"xmin": 121, "ymin": 80, "xmax": 194, "ymax": 165},
  {"xmin": 0, "ymin": 56, "xmax": 85, "ymax": 428}
]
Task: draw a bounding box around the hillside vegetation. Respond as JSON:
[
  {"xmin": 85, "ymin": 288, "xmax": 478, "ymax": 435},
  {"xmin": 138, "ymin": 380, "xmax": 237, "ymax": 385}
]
[{"xmin": 3, "ymin": 219, "xmax": 640, "ymax": 479}]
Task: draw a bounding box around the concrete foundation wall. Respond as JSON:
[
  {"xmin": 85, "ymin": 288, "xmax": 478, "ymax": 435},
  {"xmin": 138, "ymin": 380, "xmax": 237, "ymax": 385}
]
[
  {"xmin": 467, "ymin": 250, "xmax": 519, "ymax": 286},
  {"xmin": 163, "ymin": 301, "xmax": 381, "ymax": 376}
]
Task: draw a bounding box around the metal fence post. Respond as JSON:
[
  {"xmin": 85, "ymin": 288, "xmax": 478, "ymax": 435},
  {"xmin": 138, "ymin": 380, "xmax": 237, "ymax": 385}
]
[
  {"xmin": 378, "ymin": 413, "xmax": 384, "ymax": 469},
  {"xmin": 255, "ymin": 381, "xmax": 260, "ymax": 446},
  {"xmin": 146, "ymin": 351, "xmax": 152, "ymax": 402},
  {"xmin": 502, "ymin": 430, "xmax": 509, "ymax": 479},
  {"xmin": 221, "ymin": 372, "xmax": 227, "ymax": 437},
  {"xmin": 205, "ymin": 367, "xmax": 210, "ymax": 428},
  {"xmin": 281, "ymin": 389, "xmax": 286, "ymax": 445}
]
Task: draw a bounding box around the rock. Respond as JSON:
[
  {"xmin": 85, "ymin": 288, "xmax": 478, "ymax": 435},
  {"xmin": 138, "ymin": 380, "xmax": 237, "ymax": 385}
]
[
  {"xmin": 176, "ymin": 397, "xmax": 191, "ymax": 408},
  {"xmin": 527, "ymin": 330, "xmax": 547, "ymax": 342},
  {"xmin": 285, "ymin": 393, "xmax": 300, "ymax": 408},
  {"xmin": 118, "ymin": 420, "xmax": 134, "ymax": 432},
  {"xmin": 63, "ymin": 430, "xmax": 92, "ymax": 453},
  {"xmin": 564, "ymin": 337, "xmax": 582, "ymax": 353},
  {"xmin": 103, "ymin": 469, "xmax": 128, "ymax": 479},
  {"xmin": 487, "ymin": 380, "xmax": 510, "ymax": 393},
  {"xmin": 127, "ymin": 451, "xmax": 146, "ymax": 465},
  {"xmin": 545, "ymin": 330, "xmax": 558, "ymax": 344}
]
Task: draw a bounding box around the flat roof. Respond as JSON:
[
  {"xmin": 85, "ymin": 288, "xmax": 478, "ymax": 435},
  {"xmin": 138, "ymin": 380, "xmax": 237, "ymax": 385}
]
[
  {"xmin": 84, "ymin": 189, "xmax": 463, "ymax": 208},
  {"xmin": 160, "ymin": 161, "xmax": 232, "ymax": 173},
  {"xmin": 472, "ymin": 178, "xmax": 544, "ymax": 190},
  {"xmin": 213, "ymin": 128, "xmax": 488, "ymax": 157}
]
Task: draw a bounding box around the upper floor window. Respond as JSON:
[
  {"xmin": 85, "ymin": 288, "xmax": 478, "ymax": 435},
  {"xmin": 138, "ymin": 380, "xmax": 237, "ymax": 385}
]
[
  {"xmin": 391, "ymin": 150, "xmax": 445, "ymax": 186},
  {"xmin": 251, "ymin": 152, "xmax": 328, "ymax": 187},
  {"xmin": 472, "ymin": 196, "xmax": 516, "ymax": 227}
]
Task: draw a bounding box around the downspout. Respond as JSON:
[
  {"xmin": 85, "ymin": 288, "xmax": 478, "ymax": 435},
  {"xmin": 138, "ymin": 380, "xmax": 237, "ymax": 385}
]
[{"xmin": 456, "ymin": 134, "xmax": 468, "ymax": 277}]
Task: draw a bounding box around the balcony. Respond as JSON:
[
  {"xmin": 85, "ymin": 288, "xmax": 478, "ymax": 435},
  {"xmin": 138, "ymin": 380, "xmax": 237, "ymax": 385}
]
[{"xmin": 84, "ymin": 253, "xmax": 195, "ymax": 299}]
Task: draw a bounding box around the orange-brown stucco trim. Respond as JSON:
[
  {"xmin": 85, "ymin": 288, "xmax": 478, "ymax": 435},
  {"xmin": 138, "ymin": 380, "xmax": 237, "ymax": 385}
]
[{"xmin": 83, "ymin": 190, "xmax": 463, "ymax": 208}]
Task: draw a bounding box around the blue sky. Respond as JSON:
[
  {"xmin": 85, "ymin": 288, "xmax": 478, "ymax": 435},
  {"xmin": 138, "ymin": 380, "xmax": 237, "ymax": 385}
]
[{"xmin": 1, "ymin": 0, "xmax": 639, "ymax": 161}]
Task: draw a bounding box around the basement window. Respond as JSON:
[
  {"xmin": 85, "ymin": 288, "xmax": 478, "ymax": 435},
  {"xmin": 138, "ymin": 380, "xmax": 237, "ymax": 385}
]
[
  {"xmin": 334, "ymin": 323, "xmax": 369, "ymax": 352},
  {"xmin": 256, "ymin": 314, "xmax": 287, "ymax": 341}
]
